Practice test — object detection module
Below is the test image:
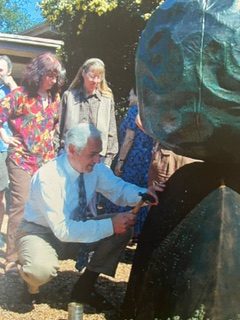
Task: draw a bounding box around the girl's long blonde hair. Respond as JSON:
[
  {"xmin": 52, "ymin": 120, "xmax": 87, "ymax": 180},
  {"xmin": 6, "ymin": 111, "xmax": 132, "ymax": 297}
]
[{"xmin": 68, "ymin": 58, "xmax": 112, "ymax": 97}]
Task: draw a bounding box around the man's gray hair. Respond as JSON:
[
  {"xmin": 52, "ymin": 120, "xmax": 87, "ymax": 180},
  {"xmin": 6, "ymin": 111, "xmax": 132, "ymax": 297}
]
[
  {"xmin": 65, "ymin": 123, "xmax": 101, "ymax": 152},
  {"xmin": 0, "ymin": 55, "xmax": 13, "ymax": 73}
]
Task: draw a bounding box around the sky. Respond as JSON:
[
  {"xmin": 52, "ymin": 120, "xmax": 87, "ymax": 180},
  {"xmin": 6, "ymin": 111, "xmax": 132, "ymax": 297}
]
[{"xmin": 23, "ymin": 0, "xmax": 45, "ymax": 25}]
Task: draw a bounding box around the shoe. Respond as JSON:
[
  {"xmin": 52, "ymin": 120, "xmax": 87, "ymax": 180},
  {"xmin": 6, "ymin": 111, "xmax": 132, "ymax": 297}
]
[
  {"xmin": 22, "ymin": 291, "xmax": 41, "ymax": 305},
  {"xmin": 71, "ymin": 289, "xmax": 114, "ymax": 312},
  {"xmin": 20, "ymin": 282, "xmax": 41, "ymax": 305},
  {"xmin": 128, "ymin": 235, "xmax": 139, "ymax": 247}
]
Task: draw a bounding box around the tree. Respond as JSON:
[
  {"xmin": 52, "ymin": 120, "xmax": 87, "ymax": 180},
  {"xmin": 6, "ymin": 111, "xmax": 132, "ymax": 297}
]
[
  {"xmin": 0, "ymin": 0, "xmax": 32, "ymax": 33},
  {"xmin": 41, "ymin": 0, "xmax": 163, "ymax": 111}
]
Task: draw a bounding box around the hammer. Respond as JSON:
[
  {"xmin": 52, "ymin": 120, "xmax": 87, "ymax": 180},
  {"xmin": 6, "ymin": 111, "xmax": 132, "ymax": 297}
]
[{"xmin": 131, "ymin": 192, "xmax": 156, "ymax": 215}]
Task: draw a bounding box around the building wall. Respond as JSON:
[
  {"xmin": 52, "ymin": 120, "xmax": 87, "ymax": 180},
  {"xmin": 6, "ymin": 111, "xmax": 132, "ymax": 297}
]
[{"xmin": 0, "ymin": 29, "xmax": 63, "ymax": 82}]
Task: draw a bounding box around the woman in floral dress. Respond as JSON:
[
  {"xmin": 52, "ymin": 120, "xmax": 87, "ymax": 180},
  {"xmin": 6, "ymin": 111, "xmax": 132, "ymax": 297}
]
[{"xmin": 0, "ymin": 52, "xmax": 65, "ymax": 273}]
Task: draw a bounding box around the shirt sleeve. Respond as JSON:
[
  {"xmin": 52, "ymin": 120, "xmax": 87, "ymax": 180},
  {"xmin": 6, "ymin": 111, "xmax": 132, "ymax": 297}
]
[
  {"xmin": 95, "ymin": 163, "xmax": 147, "ymax": 206},
  {"xmin": 25, "ymin": 169, "xmax": 114, "ymax": 243},
  {"xmin": 0, "ymin": 88, "xmax": 18, "ymax": 128},
  {"xmin": 59, "ymin": 90, "xmax": 68, "ymax": 144},
  {"xmin": 105, "ymin": 98, "xmax": 119, "ymax": 160},
  {"xmin": 52, "ymin": 93, "xmax": 61, "ymax": 152}
]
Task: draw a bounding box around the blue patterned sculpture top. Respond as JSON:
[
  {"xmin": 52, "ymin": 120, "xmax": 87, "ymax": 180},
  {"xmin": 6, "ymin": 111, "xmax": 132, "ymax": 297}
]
[{"xmin": 136, "ymin": 0, "xmax": 240, "ymax": 163}]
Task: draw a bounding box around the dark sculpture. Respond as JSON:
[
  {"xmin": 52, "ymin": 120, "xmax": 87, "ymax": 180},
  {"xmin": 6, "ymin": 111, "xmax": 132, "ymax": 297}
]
[
  {"xmin": 123, "ymin": 1, "xmax": 240, "ymax": 319},
  {"xmin": 136, "ymin": 0, "xmax": 240, "ymax": 163}
]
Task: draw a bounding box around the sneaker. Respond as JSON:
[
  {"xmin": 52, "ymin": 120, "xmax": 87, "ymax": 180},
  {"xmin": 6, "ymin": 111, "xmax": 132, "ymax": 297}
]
[{"xmin": 71, "ymin": 289, "xmax": 114, "ymax": 312}]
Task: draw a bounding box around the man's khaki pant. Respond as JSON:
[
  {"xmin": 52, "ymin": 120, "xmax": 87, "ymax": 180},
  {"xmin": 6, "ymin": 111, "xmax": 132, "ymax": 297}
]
[{"xmin": 16, "ymin": 219, "xmax": 132, "ymax": 293}]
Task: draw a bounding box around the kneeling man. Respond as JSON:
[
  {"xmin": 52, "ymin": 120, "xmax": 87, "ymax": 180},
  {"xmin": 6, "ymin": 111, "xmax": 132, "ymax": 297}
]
[{"xmin": 16, "ymin": 123, "xmax": 162, "ymax": 310}]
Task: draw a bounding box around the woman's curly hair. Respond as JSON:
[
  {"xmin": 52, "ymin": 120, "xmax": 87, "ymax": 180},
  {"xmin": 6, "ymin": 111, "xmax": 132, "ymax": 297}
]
[{"xmin": 22, "ymin": 52, "xmax": 66, "ymax": 98}]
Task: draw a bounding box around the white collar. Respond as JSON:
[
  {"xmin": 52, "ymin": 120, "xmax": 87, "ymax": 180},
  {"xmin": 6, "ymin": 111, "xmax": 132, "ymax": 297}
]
[{"xmin": 61, "ymin": 153, "xmax": 80, "ymax": 183}]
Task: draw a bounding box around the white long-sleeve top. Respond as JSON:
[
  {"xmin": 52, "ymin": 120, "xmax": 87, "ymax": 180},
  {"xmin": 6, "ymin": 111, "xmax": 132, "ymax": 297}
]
[{"xmin": 23, "ymin": 153, "xmax": 147, "ymax": 243}]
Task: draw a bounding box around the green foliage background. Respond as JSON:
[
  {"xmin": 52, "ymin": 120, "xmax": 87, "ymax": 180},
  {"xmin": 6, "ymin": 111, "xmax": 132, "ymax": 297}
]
[{"xmin": 0, "ymin": 0, "xmax": 32, "ymax": 32}]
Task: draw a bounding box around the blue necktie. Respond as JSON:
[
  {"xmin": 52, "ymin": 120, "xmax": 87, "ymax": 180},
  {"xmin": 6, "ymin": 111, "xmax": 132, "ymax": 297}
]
[
  {"xmin": 73, "ymin": 173, "xmax": 94, "ymax": 271},
  {"xmin": 73, "ymin": 173, "xmax": 88, "ymax": 221}
]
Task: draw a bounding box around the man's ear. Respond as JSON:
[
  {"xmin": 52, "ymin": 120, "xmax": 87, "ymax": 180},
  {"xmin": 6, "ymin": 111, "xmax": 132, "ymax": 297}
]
[{"xmin": 68, "ymin": 144, "xmax": 75, "ymax": 155}]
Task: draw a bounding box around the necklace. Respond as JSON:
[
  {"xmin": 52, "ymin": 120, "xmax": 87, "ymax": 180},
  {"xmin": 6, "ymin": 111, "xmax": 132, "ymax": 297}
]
[
  {"xmin": 41, "ymin": 95, "xmax": 48, "ymax": 102},
  {"xmin": 40, "ymin": 95, "xmax": 49, "ymax": 108},
  {"xmin": 38, "ymin": 90, "xmax": 49, "ymax": 107}
]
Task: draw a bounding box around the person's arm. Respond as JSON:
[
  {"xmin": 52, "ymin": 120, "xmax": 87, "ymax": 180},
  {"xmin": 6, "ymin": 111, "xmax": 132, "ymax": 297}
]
[
  {"xmin": 28, "ymin": 166, "xmax": 140, "ymax": 241},
  {"xmin": 25, "ymin": 167, "xmax": 114, "ymax": 243},
  {"xmin": 3, "ymin": 75, "xmax": 18, "ymax": 91},
  {"xmin": 51, "ymin": 93, "xmax": 61, "ymax": 153},
  {"xmin": 114, "ymin": 128, "xmax": 135, "ymax": 176},
  {"xmin": 0, "ymin": 89, "xmax": 21, "ymax": 146},
  {"xmin": 104, "ymin": 98, "xmax": 119, "ymax": 166},
  {"xmin": 58, "ymin": 91, "xmax": 68, "ymax": 149},
  {"xmin": 0, "ymin": 127, "xmax": 20, "ymax": 146},
  {"xmin": 95, "ymin": 163, "xmax": 163, "ymax": 208},
  {"xmin": 111, "ymin": 212, "xmax": 136, "ymax": 234},
  {"xmin": 95, "ymin": 162, "xmax": 147, "ymax": 206}
]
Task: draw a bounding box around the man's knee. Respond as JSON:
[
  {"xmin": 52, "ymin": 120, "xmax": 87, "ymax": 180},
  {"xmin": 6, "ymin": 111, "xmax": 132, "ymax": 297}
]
[{"xmin": 21, "ymin": 258, "xmax": 59, "ymax": 286}]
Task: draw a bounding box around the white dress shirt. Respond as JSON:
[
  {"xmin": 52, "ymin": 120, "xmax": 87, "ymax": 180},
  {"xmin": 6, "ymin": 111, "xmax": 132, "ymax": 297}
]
[{"xmin": 24, "ymin": 153, "xmax": 147, "ymax": 243}]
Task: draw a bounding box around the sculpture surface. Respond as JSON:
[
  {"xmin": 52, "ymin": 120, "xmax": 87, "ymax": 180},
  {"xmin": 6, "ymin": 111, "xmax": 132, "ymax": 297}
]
[
  {"xmin": 137, "ymin": 0, "xmax": 240, "ymax": 163},
  {"xmin": 123, "ymin": 1, "xmax": 240, "ymax": 319}
]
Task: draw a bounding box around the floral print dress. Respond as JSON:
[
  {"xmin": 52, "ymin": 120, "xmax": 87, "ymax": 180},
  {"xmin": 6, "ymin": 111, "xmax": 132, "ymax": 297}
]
[
  {"xmin": 0, "ymin": 87, "xmax": 60, "ymax": 174},
  {"xmin": 105, "ymin": 104, "xmax": 154, "ymax": 236}
]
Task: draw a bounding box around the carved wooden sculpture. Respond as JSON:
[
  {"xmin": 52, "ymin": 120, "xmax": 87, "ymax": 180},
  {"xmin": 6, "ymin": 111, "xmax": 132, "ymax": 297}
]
[{"xmin": 123, "ymin": 1, "xmax": 240, "ymax": 319}]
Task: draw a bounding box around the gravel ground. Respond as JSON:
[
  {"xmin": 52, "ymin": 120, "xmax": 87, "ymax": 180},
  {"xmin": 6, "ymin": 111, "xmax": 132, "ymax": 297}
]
[{"xmin": 0, "ymin": 214, "xmax": 136, "ymax": 320}]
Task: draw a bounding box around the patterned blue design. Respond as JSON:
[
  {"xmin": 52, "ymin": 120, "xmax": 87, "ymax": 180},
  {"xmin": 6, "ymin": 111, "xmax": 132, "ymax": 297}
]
[
  {"xmin": 74, "ymin": 173, "xmax": 94, "ymax": 272},
  {"xmin": 73, "ymin": 173, "xmax": 88, "ymax": 221},
  {"xmin": 105, "ymin": 105, "xmax": 154, "ymax": 236}
]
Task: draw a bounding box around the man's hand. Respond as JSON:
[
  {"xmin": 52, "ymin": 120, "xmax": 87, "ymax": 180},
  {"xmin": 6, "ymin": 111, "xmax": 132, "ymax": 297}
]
[
  {"xmin": 146, "ymin": 182, "xmax": 166, "ymax": 206},
  {"xmin": 111, "ymin": 212, "xmax": 136, "ymax": 234},
  {"xmin": 1, "ymin": 75, "xmax": 17, "ymax": 90},
  {"xmin": 0, "ymin": 128, "xmax": 21, "ymax": 147},
  {"xmin": 114, "ymin": 161, "xmax": 123, "ymax": 176}
]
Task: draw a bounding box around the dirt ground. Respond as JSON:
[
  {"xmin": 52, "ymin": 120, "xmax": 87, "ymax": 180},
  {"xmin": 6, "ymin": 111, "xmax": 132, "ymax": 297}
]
[{"xmin": 0, "ymin": 214, "xmax": 136, "ymax": 320}]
